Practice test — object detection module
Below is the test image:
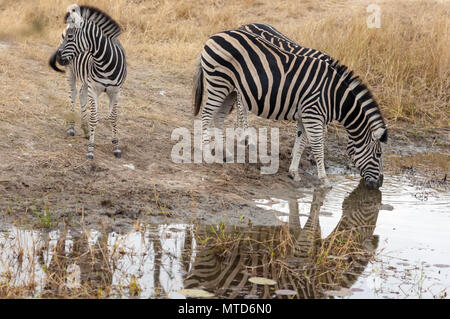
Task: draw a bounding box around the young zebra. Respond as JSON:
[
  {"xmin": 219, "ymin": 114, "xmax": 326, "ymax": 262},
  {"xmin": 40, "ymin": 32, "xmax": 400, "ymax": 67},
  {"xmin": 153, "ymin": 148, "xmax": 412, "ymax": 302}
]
[{"xmin": 49, "ymin": 4, "xmax": 127, "ymax": 159}]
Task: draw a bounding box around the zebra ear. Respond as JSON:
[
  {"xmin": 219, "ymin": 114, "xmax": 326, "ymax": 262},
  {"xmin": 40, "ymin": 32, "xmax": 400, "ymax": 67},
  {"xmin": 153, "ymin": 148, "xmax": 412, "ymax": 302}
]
[
  {"xmin": 373, "ymin": 127, "xmax": 387, "ymax": 143},
  {"xmin": 66, "ymin": 5, "xmax": 83, "ymax": 28}
]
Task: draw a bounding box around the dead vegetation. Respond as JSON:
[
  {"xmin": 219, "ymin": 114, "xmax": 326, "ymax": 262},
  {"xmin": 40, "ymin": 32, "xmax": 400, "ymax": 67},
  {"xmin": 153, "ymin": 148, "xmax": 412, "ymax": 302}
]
[{"xmin": 0, "ymin": 0, "xmax": 448, "ymax": 126}]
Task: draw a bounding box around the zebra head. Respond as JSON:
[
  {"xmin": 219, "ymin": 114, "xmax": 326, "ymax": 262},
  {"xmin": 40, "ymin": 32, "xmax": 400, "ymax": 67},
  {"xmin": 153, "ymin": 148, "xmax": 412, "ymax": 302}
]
[
  {"xmin": 53, "ymin": 4, "xmax": 86, "ymax": 67},
  {"xmin": 347, "ymin": 127, "xmax": 388, "ymax": 189},
  {"xmin": 56, "ymin": 26, "xmax": 81, "ymax": 66}
]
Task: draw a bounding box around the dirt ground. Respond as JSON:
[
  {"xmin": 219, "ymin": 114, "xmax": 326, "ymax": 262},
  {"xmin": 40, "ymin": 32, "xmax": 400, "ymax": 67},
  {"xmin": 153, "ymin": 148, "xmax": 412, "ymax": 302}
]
[{"xmin": 0, "ymin": 40, "xmax": 448, "ymax": 232}]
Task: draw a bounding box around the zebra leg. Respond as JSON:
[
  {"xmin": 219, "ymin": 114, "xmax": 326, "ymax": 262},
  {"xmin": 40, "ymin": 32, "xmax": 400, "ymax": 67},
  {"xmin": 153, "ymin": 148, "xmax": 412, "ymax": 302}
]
[
  {"xmin": 79, "ymin": 83, "xmax": 89, "ymax": 139},
  {"xmin": 288, "ymin": 121, "xmax": 308, "ymax": 182},
  {"xmin": 86, "ymin": 88, "xmax": 99, "ymax": 160},
  {"xmin": 214, "ymin": 92, "xmax": 236, "ymax": 162},
  {"xmin": 66, "ymin": 69, "xmax": 77, "ymax": 137},
  {"xmin": 107, "ymin": 88, "xmax": 122, "ymax": 158},
  {"xmin": 293, "ymin": 188, "xmax": 326, "ymax": 259},
  {"xmin": 235, "ymin": 92, "xmax": 256, "ymax": 150},
  {"xmin": 235, "ymin": 92, "xmax": 246, "ymax": 143},
  {"xmin": 302, "ymin": 120, "xmax": 330, "ymax": 187},
  {"xmin": 201, "ymin": 88, "xmax": 231, "ymax": 149}
]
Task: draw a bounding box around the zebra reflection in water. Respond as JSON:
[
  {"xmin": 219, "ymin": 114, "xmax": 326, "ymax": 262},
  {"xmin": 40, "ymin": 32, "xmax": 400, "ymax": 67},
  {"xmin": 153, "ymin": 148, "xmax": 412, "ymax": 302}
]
[
  {"xmin": 0, "ymin": 182, "xmax": 381, "ymax": 297},
  {"xmin": 184, "ymin": 181, "xmax": 382, "ymax": 298}
]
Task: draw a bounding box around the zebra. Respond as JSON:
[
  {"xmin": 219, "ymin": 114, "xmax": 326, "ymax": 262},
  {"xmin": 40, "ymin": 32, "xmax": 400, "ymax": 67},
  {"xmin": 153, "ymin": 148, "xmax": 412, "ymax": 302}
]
[
  {"xmin": 184, "ymin": 181, "xmax": 382, "ymax": 298},
  {"xmin": 49, "ymin": 4, "xmax": 127, "ymax": 159},
  {"xmin": 193, "ymin": 27, "xmax": 387, "ymax": 189}
]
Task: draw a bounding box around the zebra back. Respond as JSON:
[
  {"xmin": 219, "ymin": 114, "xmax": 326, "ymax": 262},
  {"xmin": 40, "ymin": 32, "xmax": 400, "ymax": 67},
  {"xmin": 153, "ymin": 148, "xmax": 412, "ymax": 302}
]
[{"xmin": 239, "ymin": 23, "xmax": 335, "ymax": 64}]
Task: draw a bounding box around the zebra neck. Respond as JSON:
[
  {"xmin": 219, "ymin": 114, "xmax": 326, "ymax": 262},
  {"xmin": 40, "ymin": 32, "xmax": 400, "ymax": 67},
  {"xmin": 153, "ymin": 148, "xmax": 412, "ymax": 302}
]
[
  {"xmin": 334, "ymin": 83, "xmax": 383, "ymax": 142},
  {"xmin": 91, "ymin": 37, "xmax": 118, "ymax": 70}
]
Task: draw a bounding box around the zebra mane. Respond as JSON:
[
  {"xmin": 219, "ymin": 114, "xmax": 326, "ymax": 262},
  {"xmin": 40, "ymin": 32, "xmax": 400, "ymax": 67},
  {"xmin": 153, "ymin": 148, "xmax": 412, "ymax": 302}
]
[
  {"xmin": 64, "ymin": 5, "xmax": 121, "ymax": 39},
  {"xmin": 330, "ymin": 62, "xmax": 386, "ymax": 138},
  {"xmin": 243, "ymin": 28, "xmax": 386, "ymax": 137}
]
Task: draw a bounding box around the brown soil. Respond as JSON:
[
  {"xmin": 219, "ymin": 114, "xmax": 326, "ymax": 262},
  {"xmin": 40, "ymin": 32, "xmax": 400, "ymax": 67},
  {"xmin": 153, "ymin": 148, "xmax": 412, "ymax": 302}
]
[{"xmin": 0, "ymin": 41, "xmax": 448, "ymax": 231}]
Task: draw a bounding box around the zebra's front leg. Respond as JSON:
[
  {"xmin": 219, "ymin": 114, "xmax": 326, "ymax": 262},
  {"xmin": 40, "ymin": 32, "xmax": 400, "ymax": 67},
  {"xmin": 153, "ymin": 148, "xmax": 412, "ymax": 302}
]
[
  {"xmin": 66, "ymin": 70, "xmax": 77, "ymax": 137},
  {"xmin": 79, "ymin": 83, "xmax": 89, "ymax": 139},
  {"xmin": 303, "ymin": 120, "xmax": 331, "ymax": 188},
  {"xmin": 235, "ymin": 92, "xmax": 248, "ymax": 143},
  {"xmin": 86, "ymin": 89, "xmax": 99, "ymax": 160},
  {"xmin": 107, "ymin": 88, "xmax": 122, "ymax": 158},
  {"xmin": 288, "ymin": 121, "xmax": 308, "ymax": 182}
]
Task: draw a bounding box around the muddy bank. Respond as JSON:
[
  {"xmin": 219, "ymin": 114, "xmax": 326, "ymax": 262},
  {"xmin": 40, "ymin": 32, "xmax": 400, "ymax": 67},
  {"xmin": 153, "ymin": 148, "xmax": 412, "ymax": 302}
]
[
  {"xmin": 0, "ymin": 122, "xmax": 447, "ymax": 233},
  {"xmin": 0, "ymin": 41, "xmax": 449, "ymax": 232}
]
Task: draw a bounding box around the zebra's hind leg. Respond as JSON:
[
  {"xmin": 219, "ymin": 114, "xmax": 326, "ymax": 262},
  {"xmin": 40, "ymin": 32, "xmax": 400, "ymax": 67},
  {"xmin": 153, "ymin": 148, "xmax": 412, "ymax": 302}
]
[
  {"xmin": 200, "ymin": 86, "xmax": 232, "ymax": 161},
  {"xmin": 288, "ymin": 121, "xmax": 308, "ymax": 182},
  {"xmin": 86, "ymin": 88, "xmax": 99, "ymax": 160},
  {"xmin": 79, "ymin": 83, "xmax": 89, "ymax": 139},
  {"xmin": 214, "ymin": 92, "xmax": 236, "ymax": 162},
  {"xmin": 302, "ymin": 119, "xmax": 331, "ymax": 188},
  {"xmin": 107, "ymin": 87, "xmax": 121, "ymax": 158},
  {"xmin": 66, "ymin": 70, "xmax": 77, "ymax": 137}
]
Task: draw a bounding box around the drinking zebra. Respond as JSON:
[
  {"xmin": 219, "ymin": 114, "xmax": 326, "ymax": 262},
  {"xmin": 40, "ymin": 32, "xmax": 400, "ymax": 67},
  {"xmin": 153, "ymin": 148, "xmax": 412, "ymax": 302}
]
[
  {"xmin": 49, "ymin": 4, "xmax": 127, "ymax": 159},
  {"xmin": 193, "ymin": 27, "xmax": 387, "ymax": 189}
]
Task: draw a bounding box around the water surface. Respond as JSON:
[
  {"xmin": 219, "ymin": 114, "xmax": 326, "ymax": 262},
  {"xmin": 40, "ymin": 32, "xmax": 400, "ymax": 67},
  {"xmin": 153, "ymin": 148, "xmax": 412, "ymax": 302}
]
[{"xmin": 0, "ymin": 174, "xmax": 448, "ymax": 298}]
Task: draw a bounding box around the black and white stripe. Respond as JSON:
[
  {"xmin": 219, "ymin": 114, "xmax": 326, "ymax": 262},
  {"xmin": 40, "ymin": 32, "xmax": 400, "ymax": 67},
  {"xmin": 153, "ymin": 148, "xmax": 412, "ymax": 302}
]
[
  {"xmin": 193, "ymin": 26, "xmax": 387, "ymax": 188},
  {"xmin": 235, "ymin": 23, "xmax": 335, "ymax": 126},
  {"xmin": 200, "ymin": 24, "xmax": 335, "ymax": 142},
  {"xmin": 235, "ymin": 24, "xmax": 338, "ymax": 168},
  {"xmin": 49, "ymin": 4, "xmax": 127, "ymax": 159}
]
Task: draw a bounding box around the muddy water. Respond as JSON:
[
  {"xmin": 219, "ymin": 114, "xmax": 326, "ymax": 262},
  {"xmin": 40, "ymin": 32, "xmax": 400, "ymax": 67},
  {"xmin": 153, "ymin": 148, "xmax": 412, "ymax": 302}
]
[
  {"xmin": 0, "ymin": 174, "xmax": 449, "ymax": 298},
  {"xmin": 256, "ymin": 175, "xmax": 450, "ymax": 298}
]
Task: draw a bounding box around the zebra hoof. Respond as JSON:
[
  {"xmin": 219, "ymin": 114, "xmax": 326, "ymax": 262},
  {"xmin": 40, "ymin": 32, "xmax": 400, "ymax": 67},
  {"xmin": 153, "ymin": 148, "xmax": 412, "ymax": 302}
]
[
  {"xmin": 86, "ymin": 153, "xmax": 94, "ymax": 160},
  {"xmin": 114, "ymin": 150, "xmax": 122, "ymax": 158}
]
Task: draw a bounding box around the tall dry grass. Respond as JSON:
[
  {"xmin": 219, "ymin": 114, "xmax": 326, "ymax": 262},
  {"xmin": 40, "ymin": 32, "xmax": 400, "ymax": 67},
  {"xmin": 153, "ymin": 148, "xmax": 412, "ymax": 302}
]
[{"xmin": 0, "ymin": 0, "xmax": 448, "ymax": 127}]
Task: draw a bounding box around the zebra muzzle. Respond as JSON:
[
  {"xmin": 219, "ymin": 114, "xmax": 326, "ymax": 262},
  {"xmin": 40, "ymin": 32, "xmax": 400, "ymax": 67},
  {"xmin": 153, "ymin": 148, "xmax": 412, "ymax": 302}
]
[{"xmin": 364, "ymin": 174, "xmax": 383, "ymax": 189}]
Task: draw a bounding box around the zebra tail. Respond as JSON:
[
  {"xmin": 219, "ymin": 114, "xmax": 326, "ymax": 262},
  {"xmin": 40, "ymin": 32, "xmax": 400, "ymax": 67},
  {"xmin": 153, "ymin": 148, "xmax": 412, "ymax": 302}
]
[
  {"xmin": 192, "ymin": 59, "xmax": 203, "ymax": 116},
  {"xmin": 49, "ymin": 51, "xmax": 65, "ymax": 73}
]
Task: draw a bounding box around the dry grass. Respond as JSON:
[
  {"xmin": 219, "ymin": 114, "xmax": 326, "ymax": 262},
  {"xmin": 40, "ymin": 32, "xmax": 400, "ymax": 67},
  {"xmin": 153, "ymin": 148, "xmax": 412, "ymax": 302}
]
[{"xmin": 0, "ymin": 0, "xmax": 448, "ymax": 127}]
